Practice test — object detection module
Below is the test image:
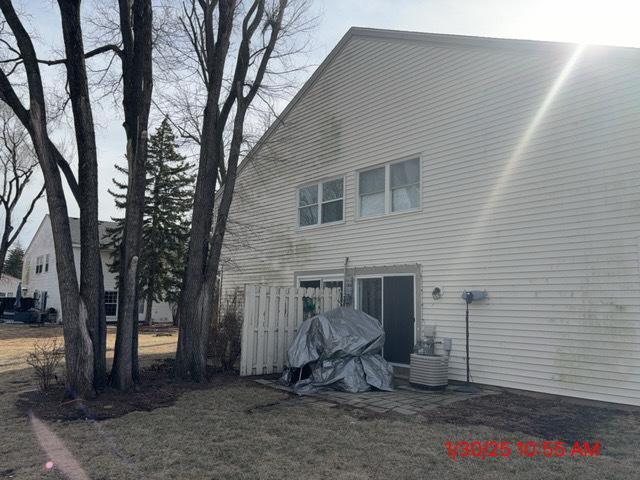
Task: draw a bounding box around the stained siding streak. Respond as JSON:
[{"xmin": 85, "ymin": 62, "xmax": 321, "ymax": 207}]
[{"xmin": 221, "ymin": 31, "xmax": 640, "ymax": 405}]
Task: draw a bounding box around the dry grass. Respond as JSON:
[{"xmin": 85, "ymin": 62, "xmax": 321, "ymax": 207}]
[
  {"xmin": 0, "ymin": 324, "xmax": 178, "ymax": 374},
  {"xmin": 1, "ymin": 323, "xmax": 639, "ymax": 479}
]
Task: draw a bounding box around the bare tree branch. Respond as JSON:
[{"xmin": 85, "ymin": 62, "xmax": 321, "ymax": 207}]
[{"xmin": 37, "ymin": 43, "xmax": 123, "ymax": 66}]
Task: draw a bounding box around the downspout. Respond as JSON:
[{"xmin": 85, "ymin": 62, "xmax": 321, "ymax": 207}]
[{"xmin": 342, "ymin": 256, "xmax": 349, "ymax": 306}]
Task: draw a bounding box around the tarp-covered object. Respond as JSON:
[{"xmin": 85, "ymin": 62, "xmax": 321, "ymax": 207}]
[{"xmin": 282, "ymin": 307, "xmax": 394, "ymax": 394}]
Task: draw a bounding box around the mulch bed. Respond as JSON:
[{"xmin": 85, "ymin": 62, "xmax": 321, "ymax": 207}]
[
  {"xmin": 15, "ymin": 359, "xmax": 240, "ymax": 422},
  {"xmin": 422, "ymin": 390, "xmax": 638, "ymax": 443}
]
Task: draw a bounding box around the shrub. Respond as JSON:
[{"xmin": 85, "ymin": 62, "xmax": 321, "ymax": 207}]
[
  {"xmin": 209, "ymin": 291, "xmax": 242, "ymax": 372},
  {"xmin": 26, "ymin": 338, "xmax": 64, "ymax": 391}
]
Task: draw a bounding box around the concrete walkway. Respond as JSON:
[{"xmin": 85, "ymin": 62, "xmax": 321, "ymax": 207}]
[{"xmin": 255, "ymin": 378, "xmax": 499, "ymax": 416}]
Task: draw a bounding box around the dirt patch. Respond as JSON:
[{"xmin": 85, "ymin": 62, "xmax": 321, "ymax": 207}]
[
  {"xmin": 15, "ymin": 359, "xmax": 240, "ymax": 422},
  {"xmin": 422, "ymin": 390, "xmax": 637, "ymax": 442}
]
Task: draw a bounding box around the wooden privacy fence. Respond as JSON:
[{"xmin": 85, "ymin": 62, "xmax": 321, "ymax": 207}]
[{"xmin": 240, "ymin": 285, "xmax": 342, "ymax": 376}]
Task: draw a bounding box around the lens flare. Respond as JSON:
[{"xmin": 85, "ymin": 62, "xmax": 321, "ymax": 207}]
[{"xmin": 453, "ymin": 44, "xmax": 586, "ymax": 261}]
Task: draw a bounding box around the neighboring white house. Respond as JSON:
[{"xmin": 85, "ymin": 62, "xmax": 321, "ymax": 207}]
[
  {"xmin": 0, "ymin": 274, "xmax": 20, "ymax": 298},
  {"xmin": 22, "ymin": 215, "xmax": 173, "ymax": 323},
  {"xmin": 220, "ymin": 28, "xmax": 640, "ymax": 405}
]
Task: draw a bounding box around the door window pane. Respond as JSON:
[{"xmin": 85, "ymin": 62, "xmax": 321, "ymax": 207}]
[{"xmin": 357, "ymin": 278, "xmax": 382, "ymax": 323}]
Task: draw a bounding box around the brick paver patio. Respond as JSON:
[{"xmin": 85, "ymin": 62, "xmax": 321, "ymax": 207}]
[{"xmin": 255, "ymin": 378, "xmax": 499, "ymax": 415}]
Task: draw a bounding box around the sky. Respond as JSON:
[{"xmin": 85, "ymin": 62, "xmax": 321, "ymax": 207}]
[{"xmin": 6, "ymin": 0, "xmax": 640, "ymax": 247}]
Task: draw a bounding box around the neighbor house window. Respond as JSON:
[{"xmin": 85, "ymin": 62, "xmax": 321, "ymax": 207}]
[
  {"xmin": 358, "ymin": 158, "xmax": 420, "ymax": 217},
  {"xmin": 298, "ymin": 178, "xmax": 344, "ymax": 227},
  {"xmin": 105, "ymin": 291, "xmax": 118, "ymax": 316},
  {"xmin": 44, "ymin": 254, "xmax": 49, "ymax": 272},
  {"xmin": 35, "ymin": 256, "xmax": 43, "ymax": 274}
]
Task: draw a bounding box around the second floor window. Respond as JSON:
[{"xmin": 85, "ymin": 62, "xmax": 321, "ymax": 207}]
[
  {"xmin": 35, "ymin": 256, "xmax": 43, "ymax": 274},
  {"xmin": 358, "ymin": 158, "xmax": 420, "ymax": 217},
  {"xmin": 298, "ymin": 178, "xmax": 344, "ymax": 227}
]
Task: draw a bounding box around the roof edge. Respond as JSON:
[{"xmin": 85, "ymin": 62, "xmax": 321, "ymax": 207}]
[
  {"xmin": 349, "ymin": 26, "xmax": 640, "ymax": 55},
  {"xmin": 226, "ymin": 26, "xmax": 640, "ymax": 193}
]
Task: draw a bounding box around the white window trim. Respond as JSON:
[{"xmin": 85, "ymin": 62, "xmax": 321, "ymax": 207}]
[
  {"xmin": 296, "ymin": 175, "xmax": 346, "ymax": 230},
  {"xmin": 356, "ymin": 155, "xmax": 422, "ymax": 220}
]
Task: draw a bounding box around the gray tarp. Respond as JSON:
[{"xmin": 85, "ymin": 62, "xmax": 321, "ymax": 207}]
[{"xmin": 282, "ymin": 307, "xmax": 394, "ymax": 394}]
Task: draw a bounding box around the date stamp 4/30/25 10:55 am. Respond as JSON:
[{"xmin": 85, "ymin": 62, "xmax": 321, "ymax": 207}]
[{"xmin": 445, "ymin": 441, "xmax": 601, "ymax": 460}]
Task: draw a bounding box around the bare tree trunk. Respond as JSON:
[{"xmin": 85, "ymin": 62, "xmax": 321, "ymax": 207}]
[
  {"xmin": 0, "ymin": 225, "xmax": 10, "ymax": 280},
  {"xmin": 145, "ymin": 291, "xmax": 153, "ymax": 326},
  {"xmin": 174, "ymin": 0, "xmax": 235, "ymax": 381},
  {"xmin": 0, "ymin": 0, "xmax": 94, "ymax": 398},
  {"xmin": 110, "ymin": 0, "xmax": 153, "ymax": 390},
  {"xmin": 175, "ymin": 112, "xmax": 221, "ymax": 381},
  {"xmin": 112, "ymin": 256, "xmax": 138, "ymax": 389},
  {"xmin": 57, "ymin": 0, "xmax": 107, "ymax": 390},
  {"xmin": 176, "ymin": 0, "xmax": 287, "ymax": 380}
]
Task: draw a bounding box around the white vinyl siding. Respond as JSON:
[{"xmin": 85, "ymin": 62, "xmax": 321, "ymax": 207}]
[{"xmin": 220, "ymin": 31, "xmax": 640, "ymax": 405}]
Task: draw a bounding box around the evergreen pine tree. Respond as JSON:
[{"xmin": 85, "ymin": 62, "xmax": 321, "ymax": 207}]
[
  {"xmin": 3, "ymin": 244, "xmax": 25, "ymax": 278},
  {"xmin": 106, "ymin": 118, "xmax": 194, "ymax": 324}
]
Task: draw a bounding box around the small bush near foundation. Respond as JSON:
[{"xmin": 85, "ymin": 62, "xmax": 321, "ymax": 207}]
[
  {"xmin": 210, "ymin": 292, "xmax": 242, "ymax": 372},
  {"xmin": 26, "ymin": 338, "xmax": 64, "ymax": 391}
]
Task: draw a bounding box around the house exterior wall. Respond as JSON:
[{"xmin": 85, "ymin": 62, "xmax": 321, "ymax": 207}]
[
  {"xmin": 23, "ymin": 215, "xmax": 173, "ymax": 323},
  {"xmin": 0, "ymin": 275, "xmax": 20, "ymax": 297},
  {"xmin": 219, "ymin": 30, "xmax": 640, "ymax": 405},
  {"xmin": 23, "ymin": 216, "xmax": 61, "ymax": 314}
]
